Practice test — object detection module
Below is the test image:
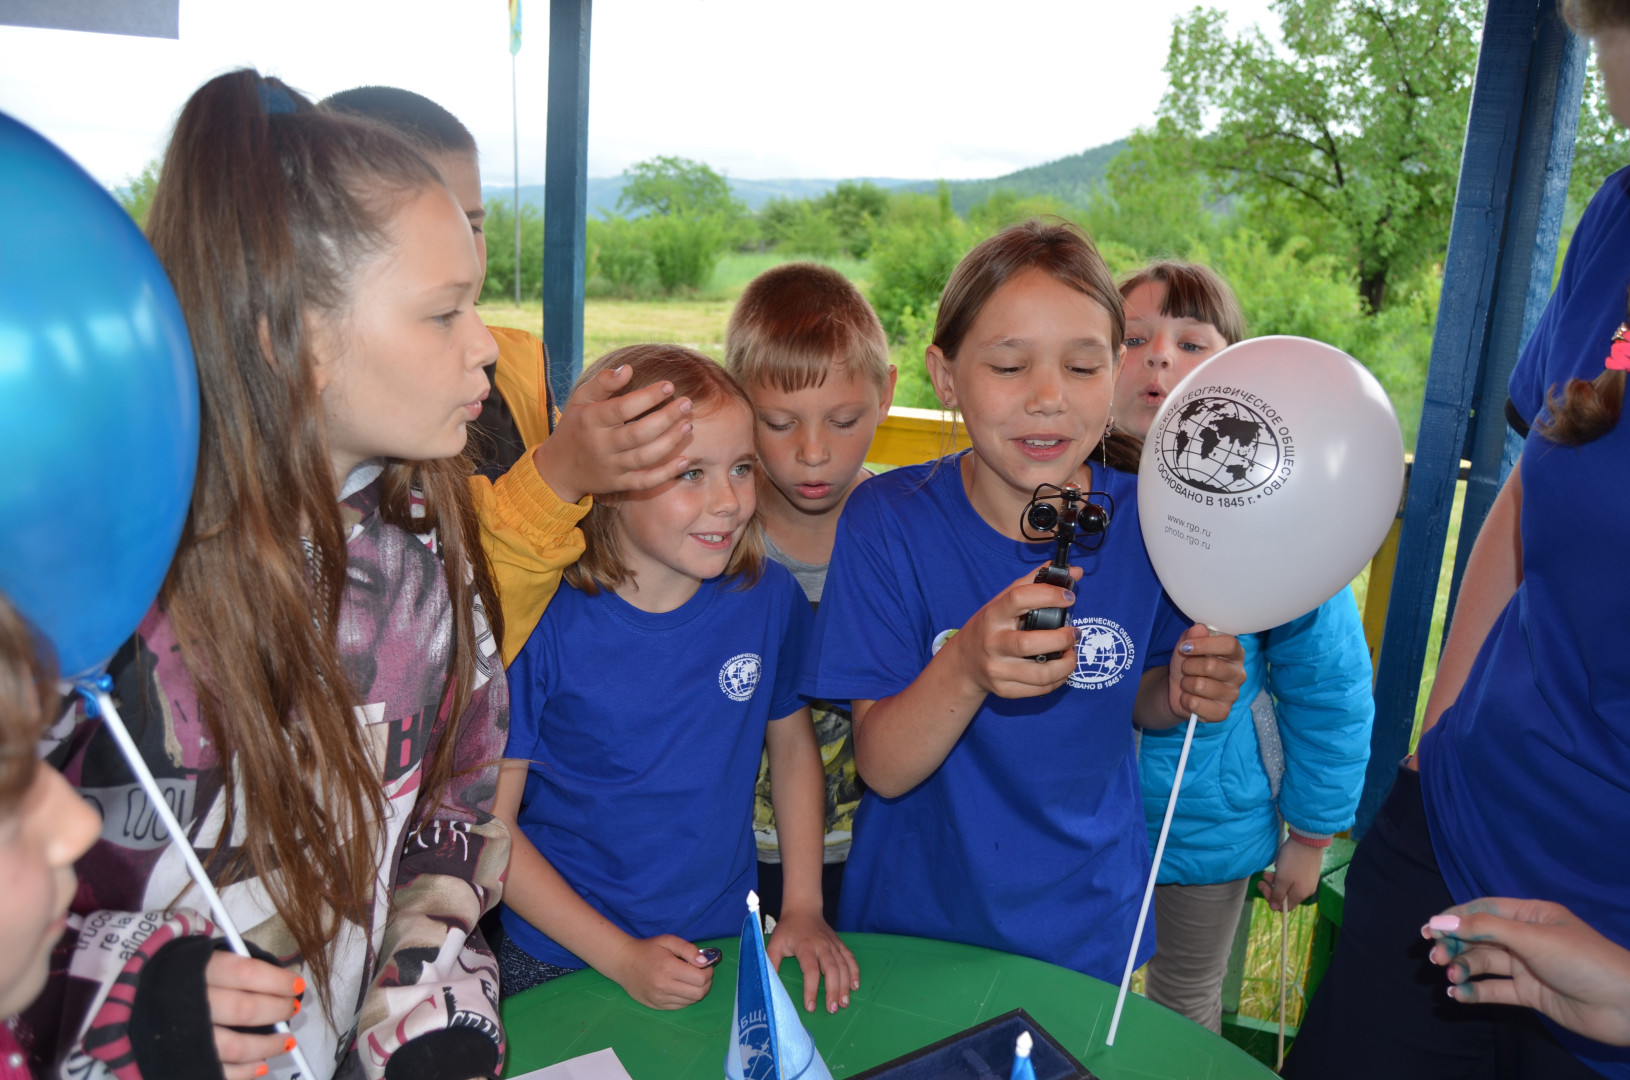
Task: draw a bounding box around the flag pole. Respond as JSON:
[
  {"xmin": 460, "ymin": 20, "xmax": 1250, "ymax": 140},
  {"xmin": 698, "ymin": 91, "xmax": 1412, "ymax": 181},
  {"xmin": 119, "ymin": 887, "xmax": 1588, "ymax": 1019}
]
[{"xmin": 512, "ymin": 47, "xmax": 520, "ymax": 307}]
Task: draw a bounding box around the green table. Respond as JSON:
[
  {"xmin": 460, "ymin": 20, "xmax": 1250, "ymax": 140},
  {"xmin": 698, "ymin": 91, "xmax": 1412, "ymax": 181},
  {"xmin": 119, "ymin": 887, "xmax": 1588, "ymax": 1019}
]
[{"xmin": 502, "ymin": 933, "xmax": 1278, "ymax": 1079}]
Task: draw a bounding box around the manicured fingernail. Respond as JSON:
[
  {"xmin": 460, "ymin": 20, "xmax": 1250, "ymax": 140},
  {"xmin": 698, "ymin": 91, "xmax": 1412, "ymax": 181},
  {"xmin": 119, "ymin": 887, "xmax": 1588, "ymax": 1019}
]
[
  {"xmin": 842, "ymin": 995, "xmax": 850, "ymax": 1006},
  {"xmin": 292, "ymin": 976, "xmax": 305, "ymax": 996},
  {"xmin": 292, "ymin": 999, "xmax": 301, "ymax": 1015},
  {"xmin": 1180, "ymin": 642, "xmax": 1194, "ymax": 653},
  {"xmin": 697, "ymin": 952, "xmax": 708, "ymax": 964},
  {"xmin": 660, "ymin": 380, "xmax": 672, "ymax": 393},
  {"xmin": 1428, "ymin": 914, "xmax": 1460, "ymax": 933},
  {"xmin": 683, "ymin": 422, "xmax": 694, "ymax": 434},
  {"xmin": 256, "ymin": 1067, "xmax": 269, "ymax": 1078},
  {"xmin": 284, "ymin": 1036, "xmax": 296, "ymax": 1052},
  {"xmin": 615, "ymin": 365, "xmax": 627, "ymax": 375},
  {"xmin": 679, "ymin": 398, "xmax": 692, "ymax": 412}
]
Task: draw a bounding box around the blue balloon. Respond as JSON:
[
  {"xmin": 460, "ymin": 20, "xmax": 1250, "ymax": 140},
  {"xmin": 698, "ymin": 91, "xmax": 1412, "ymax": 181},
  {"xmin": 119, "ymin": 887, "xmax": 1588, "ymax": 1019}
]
[{"xmin": 0, "ymin": 112, "xmax": 199, "ymax": 679}]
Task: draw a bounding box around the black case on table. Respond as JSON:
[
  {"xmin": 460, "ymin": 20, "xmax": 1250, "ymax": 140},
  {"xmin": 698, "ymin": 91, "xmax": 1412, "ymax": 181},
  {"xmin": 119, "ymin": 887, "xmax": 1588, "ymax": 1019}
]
[{"xmin": 846, "ymin": 1008, "xmax": 1095, "ymax": 1080}]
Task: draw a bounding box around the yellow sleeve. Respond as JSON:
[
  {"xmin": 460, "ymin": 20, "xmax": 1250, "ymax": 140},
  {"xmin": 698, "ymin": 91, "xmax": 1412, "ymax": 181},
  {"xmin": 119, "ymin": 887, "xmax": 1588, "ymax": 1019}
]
[{"xmin": 472, "ymin": 453, "xmax": 591, "ymax": 666}]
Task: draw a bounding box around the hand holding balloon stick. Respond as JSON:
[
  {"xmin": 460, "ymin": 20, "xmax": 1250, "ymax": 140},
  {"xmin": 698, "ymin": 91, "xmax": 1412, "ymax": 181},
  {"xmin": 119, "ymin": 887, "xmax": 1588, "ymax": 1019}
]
[{"xmin": 1106, "ymin": 336, "xmax": 1405, "ymax": 1048}]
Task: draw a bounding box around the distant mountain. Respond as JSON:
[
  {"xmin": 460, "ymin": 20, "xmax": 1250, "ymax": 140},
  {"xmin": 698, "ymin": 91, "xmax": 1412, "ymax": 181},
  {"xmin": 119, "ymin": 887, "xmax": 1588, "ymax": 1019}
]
[
  {"xmin": 901, "ymin": 140, "xmax": 1128, "ymax": 215},
  {"xmin": 483, "ymin": 139, "xmax": 1129, "ymax": 219}
]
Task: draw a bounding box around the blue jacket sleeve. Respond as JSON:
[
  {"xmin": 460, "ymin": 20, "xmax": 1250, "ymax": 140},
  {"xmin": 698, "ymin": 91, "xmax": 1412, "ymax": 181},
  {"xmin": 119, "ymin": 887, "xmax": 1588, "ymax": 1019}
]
[{"xmin": 1264, "ymin": 586, "xmax": 1375, "ymax": 836}]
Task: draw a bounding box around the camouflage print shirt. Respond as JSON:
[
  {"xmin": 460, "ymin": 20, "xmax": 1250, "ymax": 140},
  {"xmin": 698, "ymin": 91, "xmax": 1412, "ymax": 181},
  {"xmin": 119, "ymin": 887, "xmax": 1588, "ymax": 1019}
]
[
  {"xmin": 24, "ymin": 467, "xmax": 510, "ymax": 1080},
  {"xmin": 753, "ymin": 537, "xmax": 861, "ymax": 865}
]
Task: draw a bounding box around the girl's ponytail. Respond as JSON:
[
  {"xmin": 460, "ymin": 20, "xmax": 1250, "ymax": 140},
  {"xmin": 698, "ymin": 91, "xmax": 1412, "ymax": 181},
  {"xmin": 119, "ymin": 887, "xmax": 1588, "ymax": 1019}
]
[{"xmin": 143, "ymin": 70, "xmax": 501, "ymax": 1014}]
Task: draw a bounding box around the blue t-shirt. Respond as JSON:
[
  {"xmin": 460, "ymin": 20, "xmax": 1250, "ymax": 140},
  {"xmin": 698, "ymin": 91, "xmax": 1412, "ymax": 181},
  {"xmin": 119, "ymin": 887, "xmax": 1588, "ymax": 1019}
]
[
  {"xmin": 1420, "ymin": 167, "xmax": 1630, "ymax": 1077},
  {"xmin": 806, "ymin": 454, "xmax": 1189, "ymax": 980},
  {"xmin": 501, "ymin": 564, "xmax": 813, "ymax": 968}
]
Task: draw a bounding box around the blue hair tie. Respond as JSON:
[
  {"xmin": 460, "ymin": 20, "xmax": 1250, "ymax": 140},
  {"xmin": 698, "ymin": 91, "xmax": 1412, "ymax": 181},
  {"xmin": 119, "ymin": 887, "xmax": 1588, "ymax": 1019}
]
[{"xmin": 258, "ymin": 81, "xmax": 297, "ymax": 116}]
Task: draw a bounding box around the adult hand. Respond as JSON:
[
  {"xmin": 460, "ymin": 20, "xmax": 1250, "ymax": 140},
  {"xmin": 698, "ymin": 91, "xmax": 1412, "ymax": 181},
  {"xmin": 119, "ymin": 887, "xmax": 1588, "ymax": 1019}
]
[
  {"xmin": 1423, "ymin": 898, "xmax": 1630, "ymax": 1046},
  {"xmin": 607, "ymin": 934, "xmax": 714, "ymax": 1010},
  {"xmin": 204, "ymin": 952, "xmax": 301, "ymax": 1080},
  {"xmin": 531, "ymin": 363, "xmax": 694, "ymax": 504},
  {"xmin": 1165, "ymin": 624, "xmax": 1245, "ymax": 723},
  {"xmin": 766, "ymin": 906, "xmax": 859, "ymax": 1014},
  {"xmin": 944, "ymin": 567, "xmax": 1082, "ymax": 700},
  {"xmin": 1258, "ymin": 835, "xmax": 1324, "ymax": 911}
]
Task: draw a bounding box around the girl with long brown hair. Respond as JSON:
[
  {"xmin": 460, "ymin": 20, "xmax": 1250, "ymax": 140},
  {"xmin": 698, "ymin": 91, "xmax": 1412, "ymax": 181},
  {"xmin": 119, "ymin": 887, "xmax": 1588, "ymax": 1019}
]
[{"xmin": 23, "ymin": 70, "xmax": 511, "ymax": 1080}]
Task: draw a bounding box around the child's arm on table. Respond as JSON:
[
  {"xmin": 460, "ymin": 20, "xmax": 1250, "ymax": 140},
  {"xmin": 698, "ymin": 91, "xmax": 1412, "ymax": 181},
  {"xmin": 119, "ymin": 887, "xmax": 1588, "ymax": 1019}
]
[
  {"xmin": 851, "ymin": 567, "xmax": 1082, "ymax": 797},
  {"xmin": 493, "ymin": 760, "xmax": 714, "ymax": 1010},
  {"xmin": 1132, "ymin": 623, "xmax": 1245, "ymax": 731},
  {"xmin": 763, "ymin": 706, "xmax": 860, "ymax": 1014}
]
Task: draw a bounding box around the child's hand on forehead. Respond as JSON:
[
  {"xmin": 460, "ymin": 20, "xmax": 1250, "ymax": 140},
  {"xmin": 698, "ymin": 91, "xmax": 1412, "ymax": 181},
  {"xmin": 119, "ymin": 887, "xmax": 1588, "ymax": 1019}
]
[{"xmin": 532, "ymin": 364, "xmax": 696, "ymax": 504}]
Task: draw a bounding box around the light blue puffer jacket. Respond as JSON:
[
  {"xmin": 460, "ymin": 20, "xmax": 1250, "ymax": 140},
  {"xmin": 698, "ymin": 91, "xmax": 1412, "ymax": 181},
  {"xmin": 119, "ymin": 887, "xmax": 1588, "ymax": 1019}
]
[{"xmin": 1138, "ymin": 587, "xmax": 1374, "ymax": 885}]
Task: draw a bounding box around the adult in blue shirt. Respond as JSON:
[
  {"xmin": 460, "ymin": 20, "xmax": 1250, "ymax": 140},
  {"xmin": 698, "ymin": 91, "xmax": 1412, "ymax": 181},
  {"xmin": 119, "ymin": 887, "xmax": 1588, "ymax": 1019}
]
[{"xmin": 1285, "ymin": 6, "xmax": 1630, "ymax": 1076}]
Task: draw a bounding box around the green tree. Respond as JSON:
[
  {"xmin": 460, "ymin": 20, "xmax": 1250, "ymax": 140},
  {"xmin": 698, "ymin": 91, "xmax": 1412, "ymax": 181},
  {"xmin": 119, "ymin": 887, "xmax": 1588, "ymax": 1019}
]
[
  {"xmin": 815, "ymin": 180, "xmax": 893, "ymax": 258},
  {"xmin": 115, "ymin": 159, "xmax": 161, "ymax": 229},
  {"xmin": 588, "ymin": 215, "xmax": 656, "ymax": 293},
  {"xmin": 1085, "ymin": 133, "xmax": 1220, "ymax": 259},
  {"xmin": 618, "ymin": 155, "xmax": 744, "ymax": 220},
  {"xmin": 1571, "ymin": 62, "xmax": 1630, "ymax": 208},
  {"xmin": 1157, "ymin": 0, "xmax": 1482, "ymax": 311},
  {"xmin": 866, "ymin": 184, "xmax": 965, "ymax": 342},
  {"xmin": 481, "ymin": 197, "xmax": 545, "ymax": 303}
]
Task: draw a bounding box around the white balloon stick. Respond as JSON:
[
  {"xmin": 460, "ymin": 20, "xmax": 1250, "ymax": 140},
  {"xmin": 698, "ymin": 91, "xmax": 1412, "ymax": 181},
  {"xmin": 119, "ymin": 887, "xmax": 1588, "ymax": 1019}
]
[
  {"xmin": 1106, "ymin": 710, "xmax": 1198, "ymax": 1047},
  {"xmin": 86, "ymin": 686, "xmax": 315, "ymax": 1080}
]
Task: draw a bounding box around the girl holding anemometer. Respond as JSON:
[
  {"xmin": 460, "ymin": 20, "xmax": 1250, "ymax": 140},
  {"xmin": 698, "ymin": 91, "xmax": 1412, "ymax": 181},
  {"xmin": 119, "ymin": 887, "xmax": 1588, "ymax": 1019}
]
[
  {"xmin": 27, "ymin": 71, "xmax": 512, "ymax": 1080},
  {"xmin": 496, "ymin": 346, "xmax": 858, "ymax": 1014},
  {"xmin": 806, "ymin": 220, "xmax": 1247, "ymax": 980}
]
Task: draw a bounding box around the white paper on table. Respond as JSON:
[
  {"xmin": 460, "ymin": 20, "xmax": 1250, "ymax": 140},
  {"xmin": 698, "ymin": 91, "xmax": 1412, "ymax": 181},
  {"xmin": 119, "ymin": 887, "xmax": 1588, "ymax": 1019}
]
[{"xmin": 506, "ymin": 1047, "xmax": 634, "ymax": 1080}]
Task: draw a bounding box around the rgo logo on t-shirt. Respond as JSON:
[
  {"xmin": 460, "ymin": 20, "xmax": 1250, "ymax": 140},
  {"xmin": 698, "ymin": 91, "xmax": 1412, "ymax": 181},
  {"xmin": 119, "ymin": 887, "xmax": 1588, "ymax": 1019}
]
[
  {"xmin": 1068, "ymin": 617, "xmax": 1136, "ymax": 690},
  {"xmin": 719, "ymin": 653, "xmax": 763, "ymax": 702}
]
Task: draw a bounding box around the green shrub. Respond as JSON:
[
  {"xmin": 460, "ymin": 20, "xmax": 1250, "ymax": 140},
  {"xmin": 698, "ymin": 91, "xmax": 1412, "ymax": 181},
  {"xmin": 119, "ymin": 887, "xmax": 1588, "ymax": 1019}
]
[
  {"xmin": 481, "ymin": 197, "xmax": 545, "ymax": 303},
  {"xmin": 648, "ymin": 213, "xmax": 728, "ymax": 292},
  {"xmin": 589, "ymin": 215, "xmax": 656, "ymax": 294}
]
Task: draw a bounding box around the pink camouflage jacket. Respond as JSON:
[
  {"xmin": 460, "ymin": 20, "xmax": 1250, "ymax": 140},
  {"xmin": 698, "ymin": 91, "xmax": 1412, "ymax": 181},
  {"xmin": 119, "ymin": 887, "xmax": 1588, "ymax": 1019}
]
[{"xmin": 21, "ymin": 467, "xmax": 511, "ymax": 1080}]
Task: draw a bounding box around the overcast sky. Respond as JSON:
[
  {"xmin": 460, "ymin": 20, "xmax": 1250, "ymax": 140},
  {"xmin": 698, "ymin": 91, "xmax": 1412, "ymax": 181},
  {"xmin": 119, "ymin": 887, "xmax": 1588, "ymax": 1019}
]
[{"xmin": 0, "ymin": 0, "xmax": 1277, "ymax": 190}]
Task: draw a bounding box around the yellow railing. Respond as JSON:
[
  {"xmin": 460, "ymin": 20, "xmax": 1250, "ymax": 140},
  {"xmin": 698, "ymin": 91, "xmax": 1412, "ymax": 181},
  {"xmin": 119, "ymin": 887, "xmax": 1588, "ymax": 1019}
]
[{"xmin": 867, "ymin": 406, "xmax": 1446, "ymax": 668}]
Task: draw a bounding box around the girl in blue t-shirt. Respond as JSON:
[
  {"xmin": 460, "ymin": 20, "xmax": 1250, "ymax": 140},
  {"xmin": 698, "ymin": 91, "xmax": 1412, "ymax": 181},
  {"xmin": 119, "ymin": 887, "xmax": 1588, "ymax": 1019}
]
[
  {"xmin": 495, "ymin": 345, "xmax": 859, "ymax": 1015},
  {"xmin": 806, "ymin": 220, "xmax": 1247, "ymax": 981}
]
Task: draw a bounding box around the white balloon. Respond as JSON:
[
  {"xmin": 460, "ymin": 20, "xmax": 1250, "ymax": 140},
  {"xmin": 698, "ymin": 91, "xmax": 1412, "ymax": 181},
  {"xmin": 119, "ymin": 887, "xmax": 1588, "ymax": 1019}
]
[{"xmin": 1136, "ymin": 336, "xmax": 1405, "ymax": 635}]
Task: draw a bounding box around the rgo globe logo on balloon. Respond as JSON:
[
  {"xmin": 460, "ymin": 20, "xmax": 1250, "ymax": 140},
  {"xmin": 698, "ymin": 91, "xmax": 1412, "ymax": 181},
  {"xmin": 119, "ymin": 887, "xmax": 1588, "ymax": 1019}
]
[{"xmin": 1153, "ymin": 386, "xmax": 1296, "ymax": 507}]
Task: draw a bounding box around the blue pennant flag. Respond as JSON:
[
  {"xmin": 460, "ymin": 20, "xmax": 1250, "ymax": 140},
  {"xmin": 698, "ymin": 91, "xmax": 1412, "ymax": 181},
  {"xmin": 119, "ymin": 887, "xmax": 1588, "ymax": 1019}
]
[
  {"xmin": 725, "ymin": 891, "xmax": 833, "ymax": 1080},
  {"xmin": 1010, "ymin": 1030, "xmax": 1037, "ymax": 1080}
]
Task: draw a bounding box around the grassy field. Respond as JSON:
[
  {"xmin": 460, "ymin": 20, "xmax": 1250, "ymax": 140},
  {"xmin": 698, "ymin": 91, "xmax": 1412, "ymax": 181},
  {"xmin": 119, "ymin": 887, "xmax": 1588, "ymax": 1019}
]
[{"xmin": 487, "ymin": 250, "xmax": 1471, "ymax": 1030}]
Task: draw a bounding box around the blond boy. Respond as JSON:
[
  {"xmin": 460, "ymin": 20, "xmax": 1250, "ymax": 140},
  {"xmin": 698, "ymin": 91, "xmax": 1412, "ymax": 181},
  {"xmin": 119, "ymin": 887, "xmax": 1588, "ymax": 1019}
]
[{"xmin": 725, "ymin": 263, "xmax": 895, "ymax": 920}]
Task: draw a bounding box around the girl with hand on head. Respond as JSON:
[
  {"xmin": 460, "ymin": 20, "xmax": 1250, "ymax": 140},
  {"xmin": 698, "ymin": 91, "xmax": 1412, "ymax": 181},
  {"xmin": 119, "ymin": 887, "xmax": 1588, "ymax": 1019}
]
[
  {"xmin": 1286, "ymin": 4, "xmax": 1630, "ymax": 1077},
  {"xmin": 494, "ymin": 346, "xmax": 857, "ymax": 1015},
  {"xmin": 805, "ymin": 221, "xmax": 1247, "ymax": 981},
  {"xmin": 0, "ymin": 594, "xmax": 100, "ymax": 1080},
  {"xmin": 1112, "ymin": 262, "xmax": 1374, "ymax": 1034},
  {"xmin": 24, "ymin": 71, "xmax": 512, "ymax": 1080}
]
